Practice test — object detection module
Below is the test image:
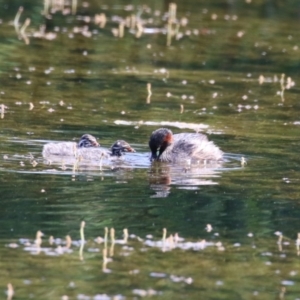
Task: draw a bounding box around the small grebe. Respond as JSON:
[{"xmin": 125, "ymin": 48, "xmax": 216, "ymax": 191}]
[
  {"xmin": 77, "ymin": 134, "xmax": 100, "ymax": 148},
  {"xmin": 149, "ymin": 128, "xmax": 223, "ymax": 163},
  {"xmin": 42, "ymin": 134, "xmax": 135, "ymax": 160}
]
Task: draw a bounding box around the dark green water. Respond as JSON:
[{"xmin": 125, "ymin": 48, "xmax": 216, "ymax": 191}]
[{"xmin": 0, "ymin": 0, "xmax": 300, "ymax": 299}]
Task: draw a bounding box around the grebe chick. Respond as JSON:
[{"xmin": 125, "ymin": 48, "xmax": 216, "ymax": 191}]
[
  {"xmin": 110, "ymin": 140, "xmax": 136, "ymax": 157},
  {"xmin": 42, "ymin": 134, "xmax": 135, "ymax": 160},
  {"xmin": 77, "ymin": 134, "xmax": 100, "ymax": 148}
]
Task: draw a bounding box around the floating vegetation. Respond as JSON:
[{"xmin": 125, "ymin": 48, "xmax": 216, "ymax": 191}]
[
  {"xmin": 8, "ymin": 225, "xmax": 300, "ymax": 258},
  {"xmin": 0, "ymin": 103, "xmax": 6, "ymax": 119},
  {"xmin": 4, "ymin": 223, "xmax": 300, "ymax": 298},
  {"xmin": 13, "ymin": 7, "xmax": 30, "ymax": 44},
  {"xmin": 180, "ymin": 104, "xmax": 184, "ymax": 113},
  {"xmin": 6, "ymin": 283, "xmax": 14, "ymax": 300},
  {"xmin": 79, "ymin": 221, "xmax": 85, "ymax": 260},
  {"xmin": 11, "ymin": 1, "xmax": 205, "ymax": 46},
  {"xmin": 43, "ymin": 0, "xmax": 78, "ymax": 16},
  {"xmin": 71, "ymin": 0, "xmax": 77, "ymax": 15},
  {"xmin": 278, "ymin": 73, "xmax": 295, "ymax": 102},
  {"xmin": 19, "ymin": 18, "xmax": 30, "ymax": 45},
  {"xmin": 13, "ymin": 6, "xmax": 23, "ymax": 37},
  {"xmin": 241, "ymin": 156, "xmax": 247, "ymax": 167},
  {"xmin": 146, "ymin": 83, "xmax": 152, "ymax": 103},
  {"xmin": 258, "ymin": 73, "xmax": 295, "ymax": 102},
  {"xmin": 167, "ymin": 3, "xmax": 177, "ymax": 46}
]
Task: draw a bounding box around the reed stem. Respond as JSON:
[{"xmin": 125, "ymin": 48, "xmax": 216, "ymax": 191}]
[{"xmin": 14, "ymin": 7, "xmax": 24, "ymax": 37}]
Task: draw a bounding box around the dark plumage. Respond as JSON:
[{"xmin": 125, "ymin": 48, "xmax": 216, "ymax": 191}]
[
  {"xmin": 77, "ymin": 134, "xmax": 100, "ymax": 148},
  {"xmin": 149, "ymin": 128, "xmax": 223, "ymax": 163},
  {"xmin": 110, "ymin": 140, "xmax": 136, "ymax": 157}
]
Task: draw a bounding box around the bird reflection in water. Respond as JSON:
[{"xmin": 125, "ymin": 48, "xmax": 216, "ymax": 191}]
[{"xmin": 149, "ymin": 161, "xmax": 223, "ymax": 198}]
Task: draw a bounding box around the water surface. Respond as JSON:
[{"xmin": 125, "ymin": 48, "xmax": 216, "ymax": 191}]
[{"xmin": 0, "ymin": 0, "xmax": 300, "ymax": 299}]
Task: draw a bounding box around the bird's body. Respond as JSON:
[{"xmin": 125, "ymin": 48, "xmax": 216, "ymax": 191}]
[
  {"xmin": 42, "ymin": 134, "xmax": 135, "ymax": 162},
  {"xmin": 149, "ymin": 128, "xmax": 223, "ymax": 163}
]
